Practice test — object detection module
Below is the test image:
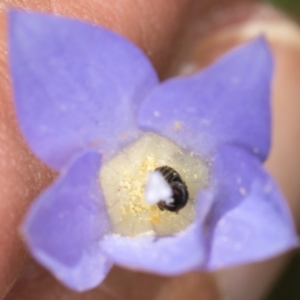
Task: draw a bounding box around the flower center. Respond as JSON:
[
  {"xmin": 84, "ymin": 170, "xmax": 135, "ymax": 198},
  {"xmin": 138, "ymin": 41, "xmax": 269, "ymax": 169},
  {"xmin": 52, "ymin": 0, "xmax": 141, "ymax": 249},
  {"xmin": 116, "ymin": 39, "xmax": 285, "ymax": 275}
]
[{"xmin": 100, "ymin": 133, "xmax": 209, "ymax": 237}]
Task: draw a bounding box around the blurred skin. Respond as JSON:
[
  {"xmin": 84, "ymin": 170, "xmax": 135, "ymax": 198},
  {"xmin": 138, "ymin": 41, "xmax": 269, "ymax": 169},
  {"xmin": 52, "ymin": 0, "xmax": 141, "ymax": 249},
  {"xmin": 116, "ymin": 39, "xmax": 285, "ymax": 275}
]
[{"xmin": 1, "ymin": 0, "xmax": 300, "ymax": 299}]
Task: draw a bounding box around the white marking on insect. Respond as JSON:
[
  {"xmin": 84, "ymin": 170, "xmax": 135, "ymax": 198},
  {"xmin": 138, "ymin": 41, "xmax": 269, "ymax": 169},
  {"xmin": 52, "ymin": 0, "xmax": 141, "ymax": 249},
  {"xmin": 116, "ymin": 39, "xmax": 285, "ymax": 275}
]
[{"xmin": 144, "ymin": 171, "xmax": 172, "ymax": 205}]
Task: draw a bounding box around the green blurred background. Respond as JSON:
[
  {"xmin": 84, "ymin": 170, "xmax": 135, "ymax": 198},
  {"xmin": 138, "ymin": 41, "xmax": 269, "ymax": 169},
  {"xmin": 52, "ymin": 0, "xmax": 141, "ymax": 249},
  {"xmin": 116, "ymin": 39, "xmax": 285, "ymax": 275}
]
[
  {"xmin": 263, "ymin": 1, "xmax": 300, "ymax": 299},
  {"xmin": 269, "ymin": 0, "xmax": 300, "ymax": 17}
]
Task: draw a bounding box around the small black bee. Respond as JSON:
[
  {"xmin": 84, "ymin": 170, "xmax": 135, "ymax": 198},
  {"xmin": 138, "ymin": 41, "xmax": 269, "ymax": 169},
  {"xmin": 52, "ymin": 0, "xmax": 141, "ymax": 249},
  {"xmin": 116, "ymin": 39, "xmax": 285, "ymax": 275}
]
[{"xmin": 155, "ymin": 166, "xmax": 189, "ymax": 213}]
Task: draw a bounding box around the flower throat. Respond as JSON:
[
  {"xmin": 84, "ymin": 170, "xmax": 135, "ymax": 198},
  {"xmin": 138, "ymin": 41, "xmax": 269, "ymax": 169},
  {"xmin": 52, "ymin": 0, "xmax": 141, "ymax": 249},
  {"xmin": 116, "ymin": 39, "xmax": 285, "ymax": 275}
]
[{"xmin": 100, "ymin": 133, "xmax": 209, "ymax": 237}]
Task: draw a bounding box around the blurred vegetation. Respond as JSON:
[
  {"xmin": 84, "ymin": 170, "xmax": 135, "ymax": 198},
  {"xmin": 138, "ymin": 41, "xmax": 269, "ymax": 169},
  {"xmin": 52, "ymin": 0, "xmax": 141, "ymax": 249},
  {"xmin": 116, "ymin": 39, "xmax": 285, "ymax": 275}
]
[{"xmin": 267, "ymin": 0, "xmax": 300, "ymax": 19}]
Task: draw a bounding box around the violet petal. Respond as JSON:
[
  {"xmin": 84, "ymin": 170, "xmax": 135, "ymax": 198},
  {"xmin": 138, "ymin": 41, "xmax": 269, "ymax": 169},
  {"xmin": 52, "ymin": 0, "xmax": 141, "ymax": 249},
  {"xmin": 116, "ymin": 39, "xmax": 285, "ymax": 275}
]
[
  {"xmin": 22, "ymin": 150, "xmax": 112, "ymax": 291},
  {"xmin": 206, "ymin": 146, "xmax": 298, "ymax": 269},
  {"xmin": 9, "ymin": 10, "xmax": 158, "ymax": 170},
  {"xmin": 101, "ymin": 219, "xmax": 206, "ymax": 275},
  {"xmin": 138, "ymin": 38, "xmax": 272, "ymax": 162}
]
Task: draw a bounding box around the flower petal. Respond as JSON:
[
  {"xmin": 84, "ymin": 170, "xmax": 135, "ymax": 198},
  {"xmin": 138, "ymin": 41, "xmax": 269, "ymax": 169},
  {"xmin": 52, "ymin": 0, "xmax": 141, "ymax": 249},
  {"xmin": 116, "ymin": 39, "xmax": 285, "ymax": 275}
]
[
  {"xmin": 101, "ymin": 219, "xmax": 206, "ymax": 275},
  {"xmin": 206, "ymin": 146, "xmax": 298, "ymax": 269},
  {"xmin": 138, "ymin": 38, "xmax": 272, "ymax": 162},
  {"xmin": 9, "ymin": 10, "xmax": 158, "ymax": 170},
  {"xmin": 22, "ymin": 150, "xmax": 112, "ymax": 291}
]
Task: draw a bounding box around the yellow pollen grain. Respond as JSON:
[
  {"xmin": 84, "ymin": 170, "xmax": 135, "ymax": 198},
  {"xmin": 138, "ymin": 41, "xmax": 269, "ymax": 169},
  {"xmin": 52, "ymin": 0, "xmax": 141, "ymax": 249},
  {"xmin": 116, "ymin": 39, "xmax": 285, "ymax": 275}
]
[
  {"xmin": 151, "ymin": 215, "xmax": 160, "ymax": 223},
  {"xmin": 117, "ymin": 156, "xmax": 159, "ymax": 220},
  {"xmin": 173, "ymin": 121, "xmax": 183, "ymax": 130}
]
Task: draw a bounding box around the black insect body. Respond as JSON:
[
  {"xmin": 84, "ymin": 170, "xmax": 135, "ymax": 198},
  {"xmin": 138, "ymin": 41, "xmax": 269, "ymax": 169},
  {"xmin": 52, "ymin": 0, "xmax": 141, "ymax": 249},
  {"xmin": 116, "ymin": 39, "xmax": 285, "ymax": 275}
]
[{"xmin": 155, "ymin": 166, "xmax": 189, "ymax": 213}]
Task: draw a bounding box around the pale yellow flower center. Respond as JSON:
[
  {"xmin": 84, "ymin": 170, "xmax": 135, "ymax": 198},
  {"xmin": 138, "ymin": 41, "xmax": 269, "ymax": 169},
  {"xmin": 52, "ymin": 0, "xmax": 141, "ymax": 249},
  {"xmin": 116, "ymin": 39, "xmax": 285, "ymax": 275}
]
[{"xmin": 100, "ymin": 133, "xmax": 209, "ymax": 237}]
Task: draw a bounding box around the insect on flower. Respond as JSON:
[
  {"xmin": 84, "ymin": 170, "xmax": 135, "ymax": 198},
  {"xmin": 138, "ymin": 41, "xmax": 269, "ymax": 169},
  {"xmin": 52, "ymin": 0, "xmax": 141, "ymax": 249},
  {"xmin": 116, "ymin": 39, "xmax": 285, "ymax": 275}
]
[
  {"xmin": 8, "ymin": 9, "xmax": 299, "ymax": 292},
  {"xmin": 154, "ymin": 166, "xmax": 189, "ymax": 213}
]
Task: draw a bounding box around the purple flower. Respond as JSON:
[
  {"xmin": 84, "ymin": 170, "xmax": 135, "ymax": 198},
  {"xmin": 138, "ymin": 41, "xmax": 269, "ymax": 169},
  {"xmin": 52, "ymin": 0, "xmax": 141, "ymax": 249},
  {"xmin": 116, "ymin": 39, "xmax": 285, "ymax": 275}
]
[{"xmin": 9, "ymin": 10, "xmax": 298, "ymax": 292}]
